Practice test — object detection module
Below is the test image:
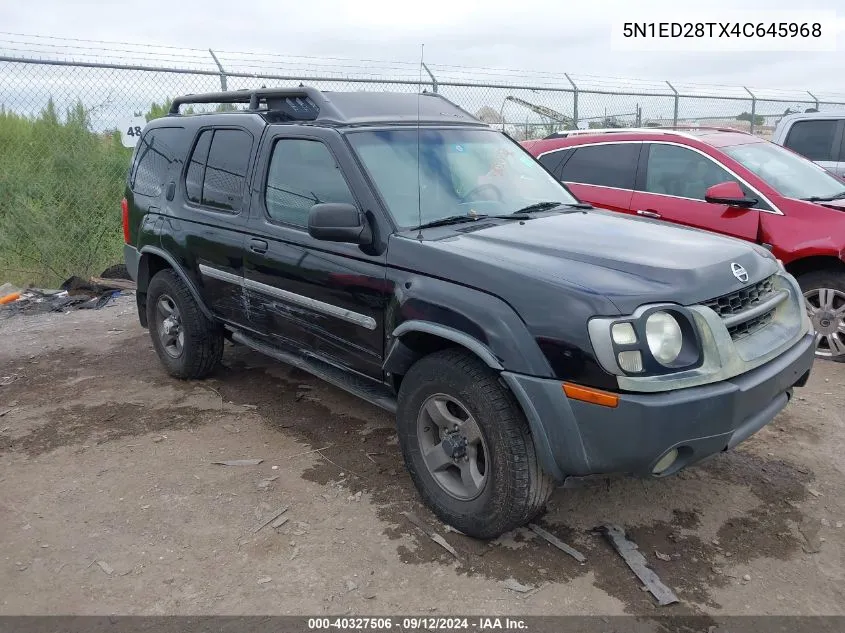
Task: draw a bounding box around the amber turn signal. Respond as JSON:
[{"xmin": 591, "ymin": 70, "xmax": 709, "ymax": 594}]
[{"xmin": 563, "ymin": 382, "xmax": 619, "ymax": 408}]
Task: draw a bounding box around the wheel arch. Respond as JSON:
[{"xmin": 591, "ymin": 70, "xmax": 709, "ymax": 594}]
[
  {"xmin": 785, "ymin": 255, "xmax": 845, "ymax": 279},
  {"xmin": 137, "ymin": 246, "xmax": 214, "ymax": 327}
]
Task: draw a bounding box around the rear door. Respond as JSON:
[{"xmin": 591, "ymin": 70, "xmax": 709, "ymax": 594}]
[
  {"xmin": 629, "ymin": 142, "xmax": 761, "ymax": 241},
  {"xmin": 242, "ymin": 127, "xmax": 389, "ymax": 380},
  {"xmin": 782, "ymin": 118, "xmax": 844, "ymax": 176},
  {"xmin": 556, "ymin": 142, "xmax": 641, "ymax": 213},
  {"xmin": 161, "ymin": 126, "xmax": 257, "ymax": 327}
]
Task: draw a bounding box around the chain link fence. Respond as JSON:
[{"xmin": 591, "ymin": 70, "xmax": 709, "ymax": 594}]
[{"xmin": 3, "ymin": 52, "xmax": 845, "ymax": 286}]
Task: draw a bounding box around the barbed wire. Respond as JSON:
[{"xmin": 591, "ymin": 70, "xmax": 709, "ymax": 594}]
[{"xmin": 3, "ymin": 32, "xmax": 845, "ymax": 100}]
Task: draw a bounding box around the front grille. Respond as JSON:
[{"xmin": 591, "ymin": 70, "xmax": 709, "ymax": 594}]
[
  {"xmin": 727, "ymin": 310, "xmax": 774, "ymax": 340},
  {"xmin": 703, "ymin": 275, "xmax": 775, "ymax": 318},
  {"xmin": 703, "ymin": 275, "xmax": 778, "ymax": 340}
]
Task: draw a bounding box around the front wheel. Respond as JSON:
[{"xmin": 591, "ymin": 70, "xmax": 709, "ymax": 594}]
[
  {"xmin": 798, "ymin": 270, "xmax": 845, "ymax": 362},
  {"xmin": 396, "ymin": 348, "xmax": 555, "ymax": 539}
]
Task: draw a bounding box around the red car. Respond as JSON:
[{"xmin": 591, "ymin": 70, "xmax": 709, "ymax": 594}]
[{"xmin": 524, "ymin": 128, "xmax": 845, "ymax": 361}]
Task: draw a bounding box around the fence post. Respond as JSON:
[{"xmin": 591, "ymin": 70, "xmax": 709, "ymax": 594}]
[
  {"xmin": 808, "ymin": 91, "xmax": 819, "ymax": 111},
  {"xmin": 744, "ymin": 86, "xmax": 756, "ymax": 134},
  {"xmin": 208, "ymin": 49, "xmax": 227, "ymax": 91},
  {"xmin": 565, "ymin": 73, "xmax": 578, "ymax": 129},
  {"xmin": 422, "ymin": 63, "xmax": 438, "ymax": 93},
  {"xmin": 666, "ymin": 81, "xmax": 678, "ymax": 127}
]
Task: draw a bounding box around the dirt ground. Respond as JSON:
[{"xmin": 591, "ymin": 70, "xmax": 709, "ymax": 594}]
[{"xmin": 0, "ymin": 294, "xmax": 843, "ymax": 617}]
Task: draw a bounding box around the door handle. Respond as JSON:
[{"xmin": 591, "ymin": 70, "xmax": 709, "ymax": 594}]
[
  {"xmin": 249, "ymin": 239, "xmax": 269, "ymax": 254},
  {"xmin": 636, "ymin": 209, "xmax": 662, "ymax": 219}
]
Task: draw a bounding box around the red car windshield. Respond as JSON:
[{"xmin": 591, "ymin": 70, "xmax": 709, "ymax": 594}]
[{"xmin": 723, "ymin": 142, "xmax": 845, "ymax": 200}]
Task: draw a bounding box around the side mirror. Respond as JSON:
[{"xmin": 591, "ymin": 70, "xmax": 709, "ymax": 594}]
[
  {"xmin": 704, "ymin": 181, "xmax": 758, "ymax": 208},
  {"xmin": 307, "ymin": 203, "xmax": 372, "ymax": 245}
]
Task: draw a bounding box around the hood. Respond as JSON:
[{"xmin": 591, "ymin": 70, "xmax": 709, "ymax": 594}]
[{"xmin": 418, "ymin": 209, "xmax": 778, "ymax": 315}]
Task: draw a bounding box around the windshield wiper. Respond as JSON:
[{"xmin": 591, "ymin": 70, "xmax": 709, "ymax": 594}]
[
  {"xmin": 511, "ymin": 201, "xmax": 564, "ymax": 214},
  {"xmin": 510, "ymin": 201, "xmax": 594, "ymax": 215},
  {"xmin": 413, "ymin": 214, "xmax": 489, "ymax": 230},
  {"xmin": 803, "ymin": 191, "xmax": 845, "ymax": 202}
]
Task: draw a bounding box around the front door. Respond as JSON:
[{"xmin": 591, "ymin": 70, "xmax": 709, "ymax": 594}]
[
  {"xmin": 629, "ymin": 143, "xmax": 761, "ymax": 242},
  {"xmin": 243, "ymin": 130, "xmax": 389, "ymax": 380}
]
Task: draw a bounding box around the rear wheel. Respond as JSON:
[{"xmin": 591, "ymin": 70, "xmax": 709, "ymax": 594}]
[
  {"xmin": 396, "ymin": 348, "xmax": 555, "ymax": 539},
  {"xmin": 798, "ymin": 270, "xmax": 845, "ymax": 362},
  {"xmin": 146, "ymin": 269, "xmax": 224, "ymax": 378}
]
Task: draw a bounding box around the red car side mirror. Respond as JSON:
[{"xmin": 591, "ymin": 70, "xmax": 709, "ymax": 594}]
[{"xmin": 704, "ymin": 181, "xmax": 758, "ymax": 208}]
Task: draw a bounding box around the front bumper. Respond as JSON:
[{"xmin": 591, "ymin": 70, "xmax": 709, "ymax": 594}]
[{"xmin": 502, "ymin": 331, "xmax": 815, "ymax": 481}]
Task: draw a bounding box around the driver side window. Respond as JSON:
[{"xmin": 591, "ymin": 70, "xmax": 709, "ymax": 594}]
[
  {"xmin": 644, "ymin": 144, "xmax": 741, "ymax": 201},
  {"xmin": 643, "ymin": 143, "xmax": 774, "ymax": 210}
]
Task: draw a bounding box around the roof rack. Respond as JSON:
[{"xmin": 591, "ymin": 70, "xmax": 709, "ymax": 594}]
[{"xmin": 169, "ymin": 85, "xmax": 343, "ymax": 122}]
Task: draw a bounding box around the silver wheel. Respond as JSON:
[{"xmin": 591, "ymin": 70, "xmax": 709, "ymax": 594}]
[
  {"xmin": 804, "ymin": 287, "xmax": 845, "ymax": 359},
  {"xmin": 416, "ymin": 393, "xmax": 489, "ymax": 501},
  {"xmin": 156, "ymin": 294, "xmax": 184, "ymax": 359}
]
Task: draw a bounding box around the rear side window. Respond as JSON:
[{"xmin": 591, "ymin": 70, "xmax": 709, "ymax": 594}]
[
  {"xmin": 784, "ymin": 119, "xmax": 838, "ymax": 161},
  {"xmin": 130, "ymin": 127, "xmax": 184, "ymax": 197},
  {"xmin": 184, "ymin": 128, "xmax": 253, "ymax": 212},
  {"xmin": 559, "ymin": 143, "xmax": 639, "ymax": 189},
  {"xmin": 264, "ymin": 139, "xmax": 355, "ymax": 227}
]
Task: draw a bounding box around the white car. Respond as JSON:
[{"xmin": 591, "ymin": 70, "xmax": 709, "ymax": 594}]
[{"xmin": 771, "ymin": 112, "xmax": 845, "ymax": 178}]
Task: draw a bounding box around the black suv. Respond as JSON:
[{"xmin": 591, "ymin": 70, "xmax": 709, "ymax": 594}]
[{"xmin": 123, "ymin": 87, "xmax": 815, "ymax": 538}]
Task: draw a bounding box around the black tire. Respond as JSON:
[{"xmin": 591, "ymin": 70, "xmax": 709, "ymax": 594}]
[
  {"xmin": 796, "ymin": 269, "xmax": 845, "ymax": 363},
  {"xmin": 146, "ymin": 269, "xmax": 224, "ymax": 378},
  {"xmin": 396, "ymin": 348, "xmax": 555, "ymax": 539}
]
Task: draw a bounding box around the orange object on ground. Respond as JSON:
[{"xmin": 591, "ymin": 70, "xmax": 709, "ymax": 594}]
[{"xmin": 0, "ymin": 292, "xmax": 22, "ymax": 305}]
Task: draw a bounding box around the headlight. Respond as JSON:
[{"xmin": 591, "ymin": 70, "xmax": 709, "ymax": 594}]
[{"xmin": 645, "ymin": 311, "xmax": 683, "ymax": 365}]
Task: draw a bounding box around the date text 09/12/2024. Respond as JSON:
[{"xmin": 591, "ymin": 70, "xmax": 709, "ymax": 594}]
[{"xmin": 307, "ymin": 617, "xmax": 528, "ymax": 630}]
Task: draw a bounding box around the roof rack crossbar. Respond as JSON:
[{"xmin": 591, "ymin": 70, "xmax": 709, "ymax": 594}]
[{"xmin": 168, "ymin": 85, "xmax": 344, "ymax": 121}]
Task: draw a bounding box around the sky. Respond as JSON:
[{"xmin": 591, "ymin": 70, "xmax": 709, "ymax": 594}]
[{"xmin": 2, "ymin": 0, "xmax": 844, "ymax": 95}]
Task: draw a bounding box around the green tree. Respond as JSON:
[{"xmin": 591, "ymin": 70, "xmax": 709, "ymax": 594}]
[{"xmin": 736, "ymin": 111, "xmax": 764, "ymax": 125}]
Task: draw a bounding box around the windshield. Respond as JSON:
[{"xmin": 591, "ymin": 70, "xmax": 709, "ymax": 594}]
[
  {"xmin": 346, "ymin": 128, "xmax": 578, "ymax": 228},
  {"xmin": 723, "ymin": 141, "xmax": 845, "ymax": 200}
]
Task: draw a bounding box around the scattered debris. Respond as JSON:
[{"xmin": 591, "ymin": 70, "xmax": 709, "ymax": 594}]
[
  {"xmin": 0, "ymin": 374, "xmax": 21, "ymax": 387},
  {"xmin": 599, "ymin": 524, "xmax": 679, "ymax": 606},
  {"xmin": 799, "ymin": 517, "xmax": 822, "ymax": 554},
  {"xmin": 362, "ymin": 591, "xmax": 377, "ymax": 599},
  {"xmin": 0, "ymin": 407, "xmax": 13, "ymax": 417},
  {"xmin": 252, "ymin": 505, "xmax": 289, "ymax": 534},
  {"xmin": 836, "ymin": 522, "xmax": 843, "ymax": 529},
  {"xmin": 271, "ymin": 515, "xmax": 289, "ymax": 529},
  {"xmin": 402, "ymin": 511, "xmax": 460, "ymax": 560},
  {"xmin": 222, "ymin": 424, "xmax": 240, "ymax": 434},
  {"xmin": 443, "ymin": 524, "xmax": 465, "ymax": 536},
  {"xmin": 743, "ymin": 574, "xmax": 752, "ymax": 582},
  {"xmin": 212, "ymin": 459, "xmax": 263, "ymax": 466},
  {"xmin": 257, "ymin": 576, "xmax": 272, "ymax": 584},
  {"xmin": 345, "ymin": 580, "xmax": 358, "ymax": 592},
  {"xmin": 151, "ymin": 435, "xmax": 165, "ymax": 443},
  {"xmin": 807, "ymin": 488, "xmax": 822, "ymax": 498},
  {"xmin": 365, "ymin": 452, "xmax": 383, "ymax": 463},
  {"xmin": 285, "ymin": 445, "xmax": 333, "ymax": 459},
  {"xmin": 96, "ymin": 561, "xmax": 114, "ymax": 576},
  {"xmin": 242, "ymin": 404, "xmax": 258, "ymax": 410},
  {"xmin": 528, "ymin": 523, "xmax": 586, "ymax": 564},
  {"xmin": 654, "ymin": 550, "xmax": 672, "ymax": 562},
  {"xmin": 503, "ymin": 578, "xmax": 533, "ymax": 593},
  {"xmin": 271, "ymin": 465, "xmax": 279, "ymax": 470},
  {"xmin": 257, "ymin": 476, "xmax": 279, "ymax": 491}
]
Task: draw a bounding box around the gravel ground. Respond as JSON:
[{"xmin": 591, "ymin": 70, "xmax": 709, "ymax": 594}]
[{"xmin": 0, "ymin": 294, "xmax": 843, "ymax": 617}]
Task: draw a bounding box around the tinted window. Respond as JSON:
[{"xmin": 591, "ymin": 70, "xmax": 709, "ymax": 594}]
[
  {"xmin": 185, "ymin": 130, "xmax": 212, "ymax": 204},
  {"xmin": 644, "ymin": 144, "xmax": 738, "ymax": 200},
  {"xmin": 265, "ymin": 139, "xmax": 355, "ymax": 227},
  {"xmin": 559, "ymin": 144, "xmax": 639, "ymax": 189},
  {"xmin": 201, "ymin": 129, "xmax": 252, "ymax": 212},
  {"xmin": 784, "ymin": 119, "xmax": 837, "ymax": 161},
  {"xmin": 131, "ymin": 127, "xmax": 184, "ymax": 197},
  {"xmin": 537, "ymin": 149, "xmax": 570, "ymax": 179}
]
